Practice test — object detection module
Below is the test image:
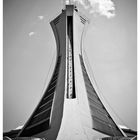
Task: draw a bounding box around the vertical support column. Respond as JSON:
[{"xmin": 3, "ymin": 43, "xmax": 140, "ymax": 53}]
[{"xmin": 66, "ymin": 7, "xmax": 76, "ymax": 99}]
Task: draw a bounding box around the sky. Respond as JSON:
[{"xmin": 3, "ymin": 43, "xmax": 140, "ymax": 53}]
[{"xmin": 3, "ymin": 0, "xmax": 137, "ymax": 132}]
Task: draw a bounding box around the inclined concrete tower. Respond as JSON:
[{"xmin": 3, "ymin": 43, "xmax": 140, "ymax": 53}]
[{"xmin": 15, "ymin": 4, "xmax": 125, "ymax": 140}]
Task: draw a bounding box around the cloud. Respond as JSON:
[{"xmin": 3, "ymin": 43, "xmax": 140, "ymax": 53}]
[
  {"xmin": 28, "ymin": 32, "xmax": 35, "ymax": 37},
  {"xmin": 66, "ymin": 0, "xmax": 115, "ymax": 18},
  {"xmin": 38, "ymin": 16, "xmax": 44, "ymax": 20},
  {"xmin": 14, "ymin": 125, "xmax": 23, "ymax": 130},
  {"xmin": 118, "ymin": 125, "xmax": 129, "ymax": 129}
]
